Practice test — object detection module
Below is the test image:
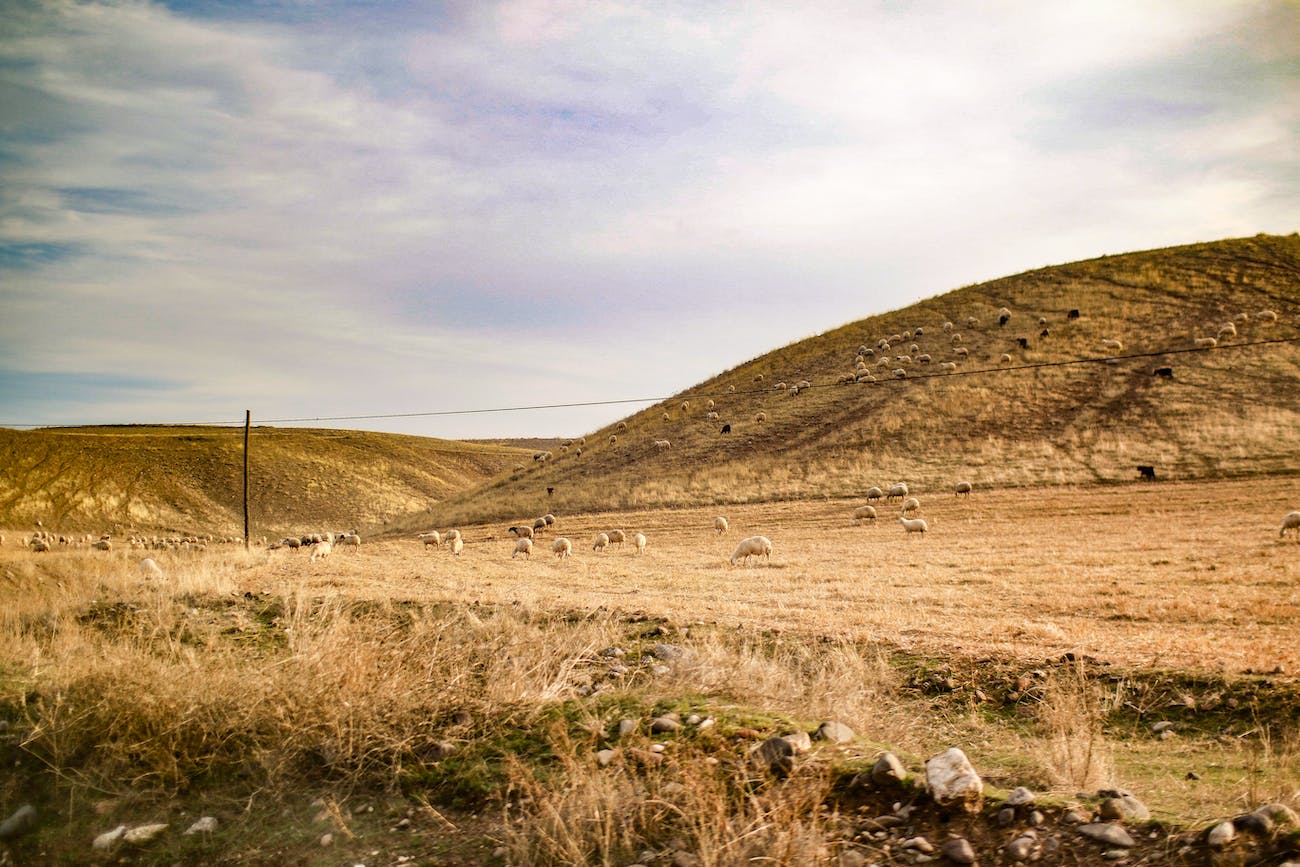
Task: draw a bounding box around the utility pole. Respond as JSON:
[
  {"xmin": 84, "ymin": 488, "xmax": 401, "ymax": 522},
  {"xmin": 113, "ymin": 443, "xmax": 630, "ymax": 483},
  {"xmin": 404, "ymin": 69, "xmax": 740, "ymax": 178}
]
[{"xmin": 243, "ymin": 410, "xmax": 251, "ymax": 550}]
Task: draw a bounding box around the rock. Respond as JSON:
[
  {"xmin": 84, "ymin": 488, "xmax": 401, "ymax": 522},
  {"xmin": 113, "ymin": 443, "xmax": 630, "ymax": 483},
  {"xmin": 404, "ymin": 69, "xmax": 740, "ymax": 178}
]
[
  {"xmin": 1006, "ymin": 786, "xmax": 1035, "ymax": 807},
  {"xmin": 1151, "ymin": 720, "xmax": 1175, "ymax": 735},
  {"xmin": 1078, "ymin": 824, "xmax": 1136, "ymax": 848},
  {"xmin": 0, "ymin": 805, "xmax": 37, "ymax": 841},
  {"xmin": 596, "ymin": 749, "xmax": 619, "ymax": 767},
  {"xmin": 1006, "ymin": 836, "xmax": 1035, "ymax": 861},
  {"xmin": 1099, "ymin": 794, "xmax": 1149, "ymax": 821},
  {"xmin": 1232, "ymin": 812, "xmax": 1271, "ymax": 835},
  {"xmin": 1102, "ymin": 850, "xmax": 1129, "ymax": 861},
  {"xmin": 839, "ymin": 850, "xmax": 868, "ymax": 867},
  {"xmin": 650, "ymin": 743, "xmax": 666, "ymax": 753},
  {"xmin": 814, "ymin": 721, "xmax": 855, "ymax": 743},
  {"xmin": 1256, "ymin": 803, "xmax": 1299, "ymax": 828},
  {"xmin": 940, "ymin": 837, "xmax": 976, "ymax": 864},
  {"xmin": 781, "ymin": 730, "xmax": 812, "ymax": 753},
  {"xmin": 685, "ymin": 713, "xmax": 702, "ymax": 725},
  {"xmin": 1206, "ymin": 821, "xmax": 1235, "ymax": 849},
  {"xmin": 754, "ymin": 736, "xmax": 795, "ymax": 777},
  {"xmin": 617, "ymin": 718, "xmax": 639, "ymax": 738},
  {"xmin": 628, "ymin": 748, "xmax": 663, "ymax": 767},
  {"xmin": 734, "ymin": 727, "xmax": 762, "ymax": 739},
  {"xmin": 672, "ymin": 850, "xmax": 699, "ymax": 867},
  {"xmin": 902, "ymin": 837, "xmax": 935, "ymax": 854},
  {"xmin": 93, "ymin": 825, "xmax": 128, "ymax": 851},
  {"xmin": 652, "ymin": 643, "xmax": 685, "ymax": 661},
  {"xmin": 924, "ymin": 748, "xmax": 983, "ymax": 812},
  {"xmin": 870, "ymin": 751, "xmax": 908, "ymax": 786},
  {"xmin": 652, "ymin": 664, "xmax": 671, "ymax": 676},
  {"xmin": 651, "ymin": 716, "xmax": 683, "ymax": 733},
  {"xmin": 320, "ymin": 833, "xmax": 334, "ymax": 847},
  {"xmin": 599, "ymin": 646, "xmax": 626, "ymax": 657},
  {"xmin": 1062, "ymin": 810, "xmax": 1087, "ymax": 825},
  {"xmin": 696, "ymin": 717, "xmax": 715, "ymax": 730},
  {"xmin": 184, "ymin": 816, "xmax": 218, "ymax": 835},
  {"xmin": 996, "ymin": 807, "xmax": 1015, "ymax": 826},
  {"xmin": 1028, "ymin": 810, "xmax": 1044, "ymax": 826},
  {"xmin": 124, "ymin": 823, "xmax": 168, "ymax": 844}
]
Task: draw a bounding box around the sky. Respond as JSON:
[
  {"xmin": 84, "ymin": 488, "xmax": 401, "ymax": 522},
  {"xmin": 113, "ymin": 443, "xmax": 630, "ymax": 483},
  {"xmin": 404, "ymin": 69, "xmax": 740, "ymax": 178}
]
[{"xmin": 1, "ymin": 0, "xmax": 1296, "ymax": 439}]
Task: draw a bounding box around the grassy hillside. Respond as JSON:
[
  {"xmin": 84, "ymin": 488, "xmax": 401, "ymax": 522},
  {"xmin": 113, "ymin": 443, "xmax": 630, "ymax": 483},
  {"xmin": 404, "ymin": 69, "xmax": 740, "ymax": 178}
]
[
  {"xmin": 403, "ymin": 233, "xmax": 1300, "ymax": 530},
  {"xmin": 0, "ymin": 425, "xmax": 533, "ymax": 536}
]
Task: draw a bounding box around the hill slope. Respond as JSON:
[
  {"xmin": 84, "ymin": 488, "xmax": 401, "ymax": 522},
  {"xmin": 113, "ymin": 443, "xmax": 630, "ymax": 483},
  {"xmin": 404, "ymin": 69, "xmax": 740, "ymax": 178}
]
[
  {"xmin": 402, "ymin": 233, "xmax": 1300, "ymax": 530},
  {"xmin": 0, "ymin": 426, "xmax": 532, "ymax": 535}
]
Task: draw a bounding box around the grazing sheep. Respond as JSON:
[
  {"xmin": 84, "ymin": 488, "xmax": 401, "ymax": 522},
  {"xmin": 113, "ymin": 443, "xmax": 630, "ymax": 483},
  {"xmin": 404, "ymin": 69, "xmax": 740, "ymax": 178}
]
[
  {"xmin": 1137, "ymin": 465, "xmax": 1156, "ymax": 480},
  {"xmin": 754, "ymin": 373, "xmax": 765, "ymax": 382},
  {"xmin": 1153, "ymin": 367, "xmax": 1173, "ymax": 378},
  {"xmin": 1279, "ymin": 511, "xmax": 1300, "ymax": 538},
  {"xmin": 1100, "ymin": 338, "xmax": 1124, "ymax": 352},
  {"xmin": 633, "ymin": 532, "xmax": 647, "ymax": 555},
  {"xmin": 662, "ymin": 412, "xmax": 671, "ymax": 422},
  {"xmin": 755, "ymin": 411, "xmax": 767, "ymax": 423},
  {"xmin": 593, "ymin": 533, "xmax": 609, "ymax": 553},
  {"xmin": 998, "ymin": 307, "xmax": 1012, "ymax": 326},
  {"xmin": 707, "ymin": 411, "xmax": 720, "ymax": 421},
  {"xmin": 856, "ymin": 372, "xmax": 877, "ymax": 383},
  {"xmin": 1067, "ymin": 309, "xmax": 1080, "ymax": 319},
  {"xmin": 512, "ymin": 538, "xmax": 533, "ymax": 559},
  {"xmin": 1218, "ymin": 322, "xmax": 1237, "ymax": 339},
  {"xmin": 892, "ymin": 368, "xmax": 907, "ymax": 379},
  {"xmin": 720, "ymin": 424, "xmax": 732, "ymax": 434},
  {"xmin": 509, "ymin": 525, "xmax": 534, "ymax": 540},
  {"xmin": 909, "ymin": 343, "xmax": 919, "ymax": 354},
  {"xmin": 730, "ymin": 535, "xmax": 772, "ymax": 566},
  {"xmin": 950, "ymin": 333, "xmax": 962, "ymax": 345},
  {"xmin": 552, "ymin": 537, "xmax": 572, "ymax": 559},
  {"xmin": 900, "ymin": 497, "xmax": 920, "ymax": 514},
  {"xmin": 338, "ymin": 533, "xmax": 361, "ymax": 549},
  {"xmin": 1256, "ymin": 309, "xmax": 1278, "ymax": 323},
  {"xmin": 534, "ymin": 517, "xmax": 548, "ymax": 533},
  {"xmin": 942, "ymin": 321, "xmax": 954, "ymax": 333},
  {"xmin": 446, "ymin": 529, "xmax": 462, "ymax": 541},
  {"xmin": 896, "ymin": 355, "xmax": 912, "ymax": 364},
  {"xmin": 865, "ymin": 486, "xmax": 884, "ymax": 502},
  {"xmin": 139, "ymin": 558, "xmax": 163, "ymax": 579},
  {"xmin": 1038, "ymin": 316, "xmax": 1048, "ymax": 327},
  {"xmin": 955, "ymin": 481, "xmax": 973, "ymax": 496},
  {"xmin": 310, "ymin": 541, "xmax": 332, "ymax": 562},
  {"xmin": 953, "ymin": 347, "xmax": 968, "ymax": 358},
  {"xmin": 282, "ymin": 536, "xmax": 302, "ymax": 551},
  {"xmin": 419, "ymin": 531, "xmax": 441, "ymax": 547},
  {"xmin": 617, "ymin": 422, "xmax": 628, "ymax": 432},
  {"xmin": 886, "ymin": 482, "xmax": 909, "ymax": 502},
  {"xmin": 1000, "ymin": 353, "xmax": 1012, "ymax": 365},
  {"xmin": 852, "ymin": 505, "xmax": 877, "ymax": 523},
  {"xmin": 680, "ymin": 401, "xmax": 690, "ymax": 411},
  {"xmin": 654, "ymin": 439, "xmax": 671, "ymax": 450},
  {"xmin": 609, "ymin": 434, "xmax": 618, "ymax": 445},
  {"xmin": 92, "ymin": 539, "xmax": 112, "ymax": 552},
  {"xmin": 728, "ymin": 385, "xmax": 736, "ymax": 393},
  {"xmin": 450, "ymin": 535, "xmax": 464, "ymax": 556},
  {"xmin": 774, "ymin": 381, "xmax": 787, "ymax": 390},
  {"xmin": 608, "ymin": 529, "xmax": 626, "ymax": 547},
  {"xmin": 706, "ymin": 399, "xmax": 715, "ymax": 410},
  {"xmin": 30, "ymin": 538, "xmax": 50, "ymax": 552},
  {"xmin": 713, "ymin": 516, "xmax": 729, "ymax": 534},
  {"xmin": 899, "ymin": 516, "xmax": 928, "ymax": 535},
  {"xmin": 966, "ymin": 316, "xmax": 981, "ymax": 328},
  {"xmin": 917, "ymin": 354, "xmax": 932, "ymax": 364},
  {"xmin": 1016, "ymin": 337, "xmax": 1029, "ymax": 350},
  {"xmin": 543, "ymin": 514, "xmax": 556, "ymax": 528},
  {"xmin": 1194, "ymin": 337, "xmax": 1218, "ymax": 349}
]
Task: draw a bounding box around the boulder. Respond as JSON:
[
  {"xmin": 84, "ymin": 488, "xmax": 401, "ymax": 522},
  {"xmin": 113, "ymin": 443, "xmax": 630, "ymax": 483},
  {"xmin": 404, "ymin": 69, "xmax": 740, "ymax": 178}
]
[{"xmin": 924, "ymin": 748, "xmax": 983, "ymax": 812}]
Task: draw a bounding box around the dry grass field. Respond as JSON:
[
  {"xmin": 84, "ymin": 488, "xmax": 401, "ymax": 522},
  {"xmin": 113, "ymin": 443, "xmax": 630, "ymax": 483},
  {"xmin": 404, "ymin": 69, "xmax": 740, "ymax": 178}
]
[{"xmin": 2, "ymin": 477, "xmax": 1297, "ymax": 864}]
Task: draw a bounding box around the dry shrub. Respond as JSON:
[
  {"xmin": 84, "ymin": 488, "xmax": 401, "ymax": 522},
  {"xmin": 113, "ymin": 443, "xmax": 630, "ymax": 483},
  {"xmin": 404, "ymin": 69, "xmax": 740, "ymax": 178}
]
[{"xmin": 1034, "ymin": 662, "xmax": 1116, "ymax": 792}]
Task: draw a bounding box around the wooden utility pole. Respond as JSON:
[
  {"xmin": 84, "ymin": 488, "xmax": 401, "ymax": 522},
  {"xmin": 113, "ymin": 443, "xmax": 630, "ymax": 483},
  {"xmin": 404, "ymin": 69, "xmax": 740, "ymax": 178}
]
[{"xmin": 243, "ymin": 410, "xmax": 251, "ymax": 550}]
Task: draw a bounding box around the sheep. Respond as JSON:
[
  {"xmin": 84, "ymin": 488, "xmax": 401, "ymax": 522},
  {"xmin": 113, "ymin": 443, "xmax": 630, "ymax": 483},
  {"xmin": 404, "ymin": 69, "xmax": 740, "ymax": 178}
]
[
  {"xmin": 1038, "ymin": 316, "xmax": 1048, "ymax": 327},
  {"xmin": 942, "ymin": 321, "xmax": 954, "ymax": 333},
  {"xmin": 917, "ymin": 354, "xmax": 932, "ymax": 364},
  {"xmin": 953, "ymin": 347, "xmax": 968, "ymax": 358},
  {"xmin": 1000, "ymin": 353, "xmax": 1012, "ymax": 365},
  {"xmin": 450, "ymin": 535, "xmax": 464, "ymax": 556},
  {"xmin": 852, "ymin": 505, "xmax": 877, "ymax": 523},
  {"xmin": 895, "ymin": 355, "xmax": 912, "ymax": 364},
  {"xmin": 707, "ymin": 411, "xmax": 720, "ymax": 421},
  {"xmin": 706, "ymin": 399, "xmax": 715, "ymax": 410},
  {"xmin": 1067, "ymin": 309, "xmax": 1080, "ymax": 319},
  {"xmin": 886, "ymin": 482, "xmax": 909, "ymax": 502},
  {"xmin": 310, "ymin": 540, "xmax": 332, "ymax": 562},
  {"xmin": 900, "ymin": 497, "xmax": 921, "ymax": 514},
  {"xmin": 283, "ymin": 536, "xmax": 302, "ymax": 551},
  {"xmin": 1017, "ymin": 337, "xmax": 1029, "ymax": 350},
  {"xmin": 680, "ymin": 400, "xmax": 690, "ymax": 411},
  {"xmin": 998, "ymin": 307, "xmax": 1012, "ymax": 326},
  {"xmin": 774, "ymin": 381, "xmax": 787, "ymax": 391},
  {"xmin": 593, "ymin": 533, "xmax": 609, "ymax": 553},
  {"xmin": 754, "ymin": 373, "xmax": 765, "ymax": 383},
  {"xmin": 338, "ymin": 533, "xmax": 361, "ymax": 549},
  {"xmin": 951, "ymin": 333, "xmax": 963, "ymax": 345},
  {"xmin": 608, "ymin": 529, "xmax": 626, "ymax": 547},
  {"xmin": 445, "ymin": 528, "xmax": 462, "ymax": 542},
  {"xmin": 720, "ymin": 424, "xmax": 731, "ymax": 434},
  {"xmin": 899, "ymin": 516, "xmax": 928, "ymax": 535},
  {"xmin": 966, "ymin": 316, "xmax": 981, "ymax": 328},
  {"xmin": 728, "ymin": 385, "xmax": 736, "ymax": 393},
  {"xmin": 892, "ymin": 368, "xmax": 907, "ymax": 379},
  {"xmin": 653, "ymin": 439, "xmax": 671, "ymax": 450},
  {"xmin": 729, "ymin": 535, "xmax": 772, "ymax": 566},
  {"xmin": 662, "ymin": 412, "xmax": 671, "ymax": 422},
  {"xmin": 139, "ymin": 558, "xmax": 163, "ymax": 579},
  {"xmin": 1153, "ymin": 367, "xmax": 1173, "ymax": 378},
  {"xmin": 909, "ymin": 343, "xmax": 919, "ymax": 354},
  {"xmin": 1256, "ymin": 309, "xmax": 1278, "ymax": 323},
  {"xmin": 713, "ymin": 516, "xmax": 729, "ymax": 534},
  {"xmin": 1194, "ymin": 337, "xmax": 1218, "ymax": 349},
  {"xmin": 914, "ymin": 327, "xmax": 924, "ymax": 336},
  {"xmin": 1100, "ymin": 338, "xmax": 1124, "ymax": 352},
  {"xmin": 512, "ymin": 538, "xmax": 533, "ymax": 559},
  {"xmin": 797, "ymin": 379, "xmax": 811, "ymax": 392},
  {"xmin": 755, "ymin": 411, "xmax": 767, "ymax": 424},
  {"xmin": 418, "ymin": 531, "xmax": 441, "ymax": 547},
  {"xmin": 552, "ymin": 537, "xmax": 572, "ymax": 559},
  {"xmin": 617, "ymin": 422, "xmax": 628, "ymax": 432},
  {"xmin": 509, "ymin": 525, "xmax": 534, "ymax": 540},
  {"xmin": 91, "ymin": 539, "xmax": 112, "ymax": 552},
  {"xmin": 633, "ymin": 532, "xmax": 647, "ymax": 554},
  {"xmin": 609, "ymin": 434, "xmax": 618, "ymax": 445},
  {"xmin": 1040, "ymin": 328, "xmax": 1050, "ymax": 338},
  {"xmin": 955, "ymin": 481, "xmax": 973, "ymax": 496},
  {"xmin": 30, "ymin": 538, "xmax": 50, "ymax": 552},
  {"xmin": 543, "ymin": 514, "xmax": 556, "ymax": 528},
  {"xmin": 1218, "ymin": 322, "xmax": 1238, "ymax": 339},
  {"xmin": 1279, "ymin": 511, "xmax": 1300, "ymax": 539},
  {"xmin": 855, "ymin": 372, "xmax": 876, "ymax": 383},
  {"xmin": 865, "ymin": 486, "xmax": 884, "ymax": 502}
]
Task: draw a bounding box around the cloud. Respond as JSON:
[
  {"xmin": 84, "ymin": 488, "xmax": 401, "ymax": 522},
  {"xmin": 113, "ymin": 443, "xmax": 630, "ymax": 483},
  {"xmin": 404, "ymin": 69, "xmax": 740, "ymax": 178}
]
[{"xmin": 0, "ymin": 0, "xmax": 1295, "ymax": 438}]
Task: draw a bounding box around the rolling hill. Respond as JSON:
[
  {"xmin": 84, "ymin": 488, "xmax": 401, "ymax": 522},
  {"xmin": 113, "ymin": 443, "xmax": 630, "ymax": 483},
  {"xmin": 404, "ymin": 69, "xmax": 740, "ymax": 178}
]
[
  {"xmin": 0, "ymin": 426, "xmax": 536, "ymax": 536},
  {"xmin": 399, "ymin": 233, "xmax": 1300, "ymax": 530}
]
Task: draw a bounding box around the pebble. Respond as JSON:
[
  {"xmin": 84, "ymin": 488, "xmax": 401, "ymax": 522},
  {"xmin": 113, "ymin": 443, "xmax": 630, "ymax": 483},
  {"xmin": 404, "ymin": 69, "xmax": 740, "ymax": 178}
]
[
  {"xmin": 123, "ymin": 823, "xmax": 168, "ymax": 844},
  {"xmin": 754, "ymin": 736, "xmax": 795, "ymax": 777},
  {"xmin": 839, "ymin": 850, "xmax": 868, "ymax": 867},
  {"xmin": 686, "ymin": 713, "xmax": 702, "ymax": 725},
  {"xmin": 0, "ymin": 805, "xmax": 36, "ymax": 841},
  {"xmin": 1078, "ymin": 824, "xmax": 1136, "ymax": 848},
  {"xmin": 1151, "ymin": 720, "xmax": 1175, "ymax": 735},
  {"xmin": 870, "ymin": 751, "xmax": 908, "ymax": 785},
  {"xmin": 996, "ymin": 807, "xmax": 1016, "ymax": 826},
  {"xmin": 1005, "ymin": 836, "xmax": 1035, "ymax": 861},
  {"xmin": 653, "ymin": 643, "xmax": 685, "ymax": 661},
  {"xmin": 901, "ymin": 836, "xmax": 934, "ymax": 854},
  {"xmin": 815, "ymin": 721, "xmax": 855, "ymax": 743},
  {"xmin": 1006, "ymin": 786, "xmax": 1036, "ymax": 807},
  {"xmin": 321, "ymin": 833, "xmax": 334, "ymax": 847},
  {"xmin": 184, "ymin": 816, "xmax": 218, "ymax": 835},
  {"xmin": 1102, "ymin": 850, "xmax": 1129, "ymax": 861},
  {"xmin": 1206, "ymin": 821, "xmax": 1235, "ymax": 849},
  {"xmin": 924, "ymin": 748, "xmax": 983, "ymax": 812},
  {"xmin": 940, "ymin": 837, "xmax": 976, "ymax": 864},
  {"xmin": 781, "ymin": 730, "xmax": 812, "ymax": 753},
  {"xmin": 618, "ymin": 718, "xmax": 638, "ymax": 738},
  {"xmin": 1062, "ymin": 810, "xmax": 1087, "ymax": 825},
  {"xmin": 651, "ymin": 716, "xmax": 683, "ymax": 733},
  {"xmin": 1099, "ymin": 794, "xmax": 1149, "ymax": 821},
  {"xmin": 596, "ymin": 748, "xmax": 619, "ymax": 767},
  {"xmin": 93, "ymin": 826, "xmax": 128, "ymax": 851},
  {"xmin": 650, "ymin": 743, "xmax": 666, "ymax": 753},
  {"xmin": 1028, "ymin": 810, "xmax": 1045, "ymax": 826},
  {"xmin": 652, "ymin": 664, "xmax": 671, "ymax": 676}
]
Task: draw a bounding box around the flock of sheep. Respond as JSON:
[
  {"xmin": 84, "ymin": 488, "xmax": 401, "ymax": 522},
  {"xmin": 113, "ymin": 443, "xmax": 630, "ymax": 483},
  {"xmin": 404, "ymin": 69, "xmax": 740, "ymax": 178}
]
[
  {"xmin": 15, "ymin": 525, "xmax": 249, "ymax": 553},
  {"xmin": 268, "ymin": 530, "xmax": 362, "ymax": 562}
]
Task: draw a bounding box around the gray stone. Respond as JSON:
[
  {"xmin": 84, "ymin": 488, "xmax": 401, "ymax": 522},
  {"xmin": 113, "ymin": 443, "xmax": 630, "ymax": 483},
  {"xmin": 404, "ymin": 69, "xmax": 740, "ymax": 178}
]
[
  {"xmin": 651, "ymin": 716, "xmax": 683, "ymax": 733},
  {"xmin": 1005, "ymin": 836, "xmax": 1035, "ymax": 861},
  {"xmin": 184, "ymin": 816, "xmax": 218, "ymax": 835},
  {"xmin": 93, "ymin": 825, "xmax": 127, "ymax": 851},
  {"xmin": 815, "ymin": 721, "xmax": 855, "ymax": 743},
  {"xmin": 320, "ymin": 832, "xmax": 334, "ymax": 847},
  {"xmin": 1151, "ymin": 720, "xmax": 1175, "ymax": 735},
  {"xmin": 781, "ymin": 730, "xmax": 812, "ymax": 753},
  {"xmin": 996, "ymin": 807, "xmax": 1015, "ymax": 826},
  {"xmin": 1256, "ymin": 803, "xmax": 1299, "ymax": 828},
  {"xmin": 1078, "ymin": 824, "xmax": 1136, "ymax": 848},
  {"xmin": 924, "ymin": 748, "xmax": 983, "ymax": 812},
  {"xmin": 901, "ymin": 836, "xmax": 934, "ymax": 854},
  {"xmin": 1062, "ymin": 810, "xmax": 1087, "ymax": 825},
  {"xmin": 1028, "ymin": 810, "xmax": 1045, "ymax": 826},
  {"xmin": 1232, "ymin": 812, "xmax": 1271, "ymax": 835},
  {"xmin": 617, "ymin": 718, "xmax": 638, "ymax": 738},
  {"xmin": 940, "ymin": 837, "xmax": 976, "ymax": 864},
  {"xmin": 596, "ymin": 749, "xmax": 618, "ymax": 767},
  {"xmin": 1006, "ymin": 786, "xmax": 1036, "ymax": 807},
  {"xmin": 870, "ymin": 751, "xmax": 908, "ymax": 785},
  {"xmin": 598, "ymin": 646, "xmax": 626, "ymax": 657},
  {"xmin": 839, "ymin": 850, "xmax": 868, "ymax": 867},
  {"xmin": 653, "ymin": 643, "xmax": 685, "ymax": 661},
  {"xmin": 0, "ymin": 805, "xmax": 36, "ymax": 841},
  {"xmin": 1099, "ymin": 794, "xmax": 1149, "ymax": 821},
  {"xmin": 1206, "ymin": 821, "xmax": 1235, "ymax": 849},
  {"xmin": 754, "ymin": 736, "xmax": 795, "ymax": 777}
]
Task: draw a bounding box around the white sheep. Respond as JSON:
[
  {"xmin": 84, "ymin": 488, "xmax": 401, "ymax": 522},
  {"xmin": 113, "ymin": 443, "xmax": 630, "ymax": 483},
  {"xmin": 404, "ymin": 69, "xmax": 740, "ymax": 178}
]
[
  {"xmin": 543, "ymin": 514, "xmax": 556, "ymax": 528},
  {"xmin": 1256, "ymin": 309, "xmax": 1278, "ymax": 323},
  {"xmin": 445, "ymin": 528, "xmax": 462, "ymax": 541},
  {"xmin": 940, "ymin": 362, "xmax": 958, "ymax": 373},
  {"xmin": 1100, "ymin": 338, "xmax": 1124, "ymax": 352},
  {"xmin": 509, "ymin": 525, "xmax": 534, "ymax": 540},
  {"xmin": 450, "ymin": 535, "xmax": 464, "ymax": 556},
  {"xmin": 953, "ymin": 347, "xmax": 969, "ymax": 358},
  {"xmin": 865, "ymin": 486, "xmax": 884, "ymax": 502},
  {"xmin": 552, "ymin": 537, "xmax": 572, "ymax": 559},
  {"xmin": 609, "ymin": 434, "xmax": 618, "ymax": 445},
  {"xmin": 730, "ymin": 535, "xmax": 772, "ymax": 566},
  {"xmin": 91, "ymin": 539, "xmax": 112, "ymax": 551},
  {"xmin": 713, "ymin": 516, "xmax": 729, "ymax": 533},
  {"xmin": 852, "ymin": 505, "xmax": 877, "ymax": 523},
  {"xmin": 917, "ymin": 354, "xmax": 931, "ymax": 364},
  {"xmin": 955, "ymin": 481, "xmax": 973, "ymax": 496},
  {"xmin": 593, "ymin": 532, "xmax": 609, "ymax": 553},
  {"xmin": 886, "ymin": 482, "xmax": 909, "ymax": 502},
  {"xmin": 617, "ymin": 422, "xmax": 628, "ymax": 432},
  {"xmin": 1194, "ymin": 337, "xmax": 1218, "ymax": 349},
  {"xmin": 608, "ymin": 529, "xmax": 626, "ymax": 547},
  {"xmin": 653, "ymin": 439, "xmax": 671, "ymax": 450},
  {"xmin": 310, "ymin": 540, "xmax": 332, "ymax": 562},
  {"xmin": 706, "ymin": 399, "xmax": 716, "ymax": 410},
  {"xmin": 512, "ymin": 538, "xmax": 533, "ymax": 559},
  {"xmin": 30, "ymin": 538, "xmax": 50, "ymax": 552},
  {"xmin": 899, "ymin": 516, "xmax": 928, "ymax": 535},
  {"xmin": 942, "ymin": 321, "xmax": 954, "ymax": 333},
  {"xmin": 633, "ymin": 532, "xmax": 647, "ymax": 555},
  {"xmin": 662, "ymin": 412, "xmax": 671, "ymax": 422},
  {"xmin": 900, "ymin": 497, "xmax": 920, "ymax": 514},
  {"xmin": 338, "ymin": 533, "xmax": 361, "ymax": 549},
  {"xmin": 951, "ymin": 333, "xmax": 963, "ymax": 345},
  {"xmin": 1234, "ymin": 312, "xmax": 1249, "ymax": 323},
  {"xmin": 139, "ymin": 558, "xmax": 163, "ymax": 579},
  {"xmin": 707, "ymin": 410, "xmax": 720, "ymax": 421},
  {"xmin": 1281, "ymin": 511, "xmax": 1300, "ymax": 539},
  {"xmin": 1217, "ymin": 322, "xmax": 1237, "ymax": 339},
  {"xmin": 533, "ymin": 517, "xmax": 548, "ymax": 533},
  {"xmin": 1000, "ymin": 354, "xmax": 1012, "ymax": 365},
  {"xmin": 892, "ymin": 368, "xmax": 907, "ymax": 379},
  {"xmin": 756, "ymin": 411, "xmax": 767, "ymax": 423}
]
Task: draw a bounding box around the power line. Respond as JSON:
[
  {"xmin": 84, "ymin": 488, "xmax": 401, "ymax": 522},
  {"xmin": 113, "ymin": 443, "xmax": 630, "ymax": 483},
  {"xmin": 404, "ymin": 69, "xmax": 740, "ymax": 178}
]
[{"xmin": 3, "ymin": 334, "xmax": 1298, "ymax": 430}]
